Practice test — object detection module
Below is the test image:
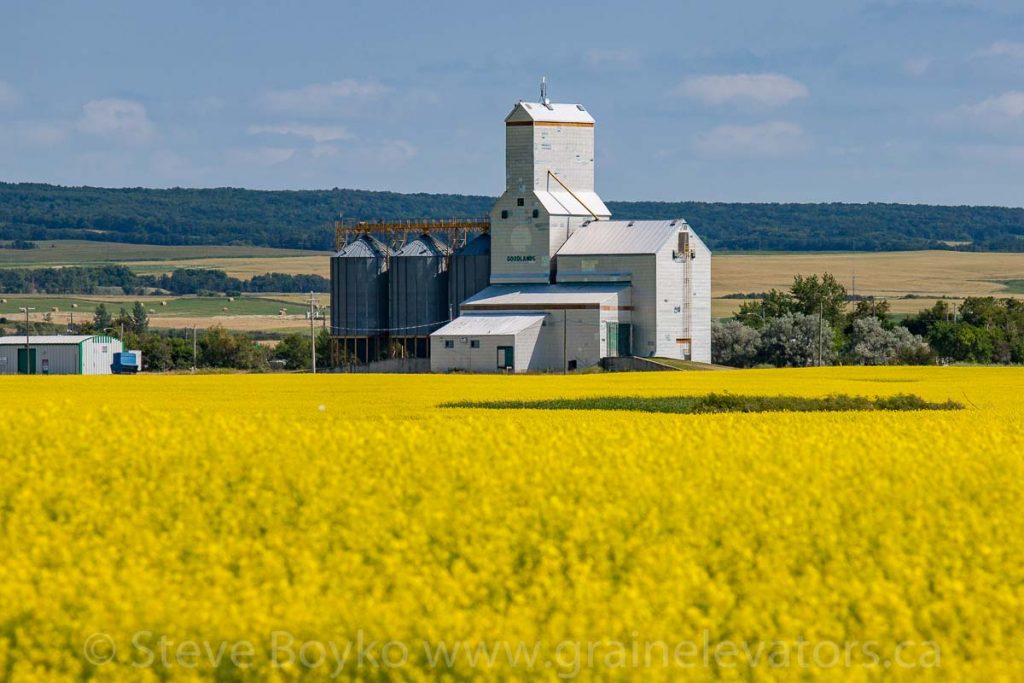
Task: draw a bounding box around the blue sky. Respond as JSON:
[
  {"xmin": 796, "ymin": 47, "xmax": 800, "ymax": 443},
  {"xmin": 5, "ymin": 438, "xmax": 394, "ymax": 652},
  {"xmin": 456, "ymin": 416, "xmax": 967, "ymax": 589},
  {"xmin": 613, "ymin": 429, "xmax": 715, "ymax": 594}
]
[{"xmin": 2, "ymin": 0, "xmax": 1024, "ymax": 205}]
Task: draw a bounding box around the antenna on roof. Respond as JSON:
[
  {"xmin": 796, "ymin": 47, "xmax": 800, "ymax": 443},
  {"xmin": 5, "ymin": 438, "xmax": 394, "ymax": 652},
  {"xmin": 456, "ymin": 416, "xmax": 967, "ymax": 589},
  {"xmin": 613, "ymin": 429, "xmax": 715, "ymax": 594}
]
[{"xmin": 540, "ymin": 76, "xmax": 550, "ymax": 106}]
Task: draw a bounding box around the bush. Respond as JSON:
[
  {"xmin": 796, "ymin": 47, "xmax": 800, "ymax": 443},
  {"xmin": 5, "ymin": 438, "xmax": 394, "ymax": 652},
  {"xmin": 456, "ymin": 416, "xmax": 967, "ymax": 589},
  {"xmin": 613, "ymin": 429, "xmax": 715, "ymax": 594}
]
[
  {"xmin": 712, "ymin": 319, "xmax": 761, "ymax": 367},
  {"xmin": 759, "ymin": 313, "xmax": 835, "ymax": 367},
  {"xmin": 846, "ymin": 317, "xmax": 933, "ymax": 365}
]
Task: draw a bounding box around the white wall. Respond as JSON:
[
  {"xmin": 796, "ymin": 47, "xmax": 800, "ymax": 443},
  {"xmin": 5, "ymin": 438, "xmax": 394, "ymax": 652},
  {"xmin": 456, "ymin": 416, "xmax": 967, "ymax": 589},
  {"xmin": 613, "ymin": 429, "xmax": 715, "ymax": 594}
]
[
  {"xmin": 531, "ymin": 124, "xmax": 595, "ymax": 191},
  {"xmin": 429, "ymin": 321, "xmax": 543, "ymax": 373},
  {"xmin": 555, "ymin": 229, "xmax": 712, "ymax": 362},
  {"xmin": 489, "ymin": 193, "xmax": 552, "ymax": 284},
  {"xmin": 557, "ymin": 254, "xmax": 657, "ymax": 355},
  {"xmin": 688, "ymin": 230, "xmax": 713, "ymax": 363},
  {"xmin": 81, "ymin": 337, "xmax": 122, "ymax": 375},
  {"xmin": 430, "ymin": 334, "xmax": 516, "ymax": 373}
]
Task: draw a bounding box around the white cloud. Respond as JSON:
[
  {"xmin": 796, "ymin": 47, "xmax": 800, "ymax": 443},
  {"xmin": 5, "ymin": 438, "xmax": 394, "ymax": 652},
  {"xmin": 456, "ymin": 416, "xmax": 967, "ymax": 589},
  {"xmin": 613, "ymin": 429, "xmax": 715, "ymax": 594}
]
[
  {"xmin": 676, "ymin": 73, "xmax": 809, "ymax": 107},
  {"xmin": 962, "ymin": 91, "xmax": 1024, "ymax": 120},
  {"xmin": 694, "ymin": 121, "xmax": 807, "ymax": 158},
  {"xmin": 904, "ymin": 57, "xmax": 932, "ymax": 77},
  {"xmin": 247, "ymin": 123, "xmax": 352, "ymax": 143},
  {"xmin": 585, "ymin": 48, "xmax": 641, "ymax": 69},
  {"xmin": 0, "ymin": 81, "xmax": 20, "ymax": 109},
  {"xmin": 376, "ymin": 139, "xmax": 416, "ymax": 166},
  {"xmin": 262, "ymin": 79, "xmax": 387, "ymax": 115},
  {"xmin": 226, "ymin": 147, "xmax": 296, "ymax": 166},
  {"xmin": 974, "ymin": 40, "xmax": 1024, "ymax": 61},
  {"xmin": 77, "ymin": 99, "xmax": 155, "ymax": 144}
]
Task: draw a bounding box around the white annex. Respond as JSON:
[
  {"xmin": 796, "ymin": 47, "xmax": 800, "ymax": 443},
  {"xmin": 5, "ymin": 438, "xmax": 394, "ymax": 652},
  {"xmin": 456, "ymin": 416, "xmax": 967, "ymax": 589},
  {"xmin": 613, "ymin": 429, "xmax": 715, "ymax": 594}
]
[{"xmin": 431, "ymin": 83, "xmax": 711, "ymax": 372}]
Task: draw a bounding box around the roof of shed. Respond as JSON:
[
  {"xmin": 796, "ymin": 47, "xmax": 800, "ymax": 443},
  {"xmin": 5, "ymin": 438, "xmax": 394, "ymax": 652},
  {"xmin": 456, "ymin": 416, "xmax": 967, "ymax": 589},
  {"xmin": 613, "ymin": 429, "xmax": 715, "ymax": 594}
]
[
  {"xmin": 557, "ymin": 219, "xmax": 689, "ymax": 256},
  {"xmin": 433, "ymin": 313, "xmax": 546, "ymax": 337},
  {"xmin": 506, "ymin": 101, "xmax": 595, "ymax": 125},
  {"xmin": 0, "ymin": 335, "xmax": 98, "ymax": 345},
  {"xmin": 461, "ymin": 283, "xmax": 628, "ymax": 308},
  {"xmin": 536, "ymin": 190, "xmax": 610, "ymax": 218}
]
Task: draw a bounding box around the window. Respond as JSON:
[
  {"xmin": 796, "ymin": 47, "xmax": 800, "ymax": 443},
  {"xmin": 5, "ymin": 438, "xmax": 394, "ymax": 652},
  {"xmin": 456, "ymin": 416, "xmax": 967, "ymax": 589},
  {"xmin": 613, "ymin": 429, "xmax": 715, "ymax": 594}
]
[
  {"xmin": 500, "ymin": 210, "xmax": 508, "ymax": 219},
  {"xmin": 532, "ymin": 209, "xmax": 539, "ymax": 218},
  {"xmin": 517, "ymin": 197, "xmax": 524, "ymax": 206},
  {"xmin": 443, "ymin": 340, "xmax": 454, "ymax": 349},
  {"xmin": 470, "ymin": 340, "xmax": 480, "ymax": 348}
]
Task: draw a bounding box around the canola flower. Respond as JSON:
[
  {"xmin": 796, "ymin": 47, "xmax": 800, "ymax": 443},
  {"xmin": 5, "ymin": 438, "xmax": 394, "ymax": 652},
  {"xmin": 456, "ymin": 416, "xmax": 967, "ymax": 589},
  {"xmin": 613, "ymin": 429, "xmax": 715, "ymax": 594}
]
[{"xmin": 0, "ymin": 367, "xmax": 1022, "ymax": 681}]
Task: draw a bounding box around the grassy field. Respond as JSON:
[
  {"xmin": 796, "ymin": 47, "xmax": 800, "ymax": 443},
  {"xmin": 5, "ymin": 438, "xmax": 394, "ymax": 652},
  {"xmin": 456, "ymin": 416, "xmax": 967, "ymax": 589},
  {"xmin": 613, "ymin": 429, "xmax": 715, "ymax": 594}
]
[
  {"xmin": 4, "ymin": 243, "xmax": 1024, "ymax": 332},
  {"xmin": 0, "ymin": 240, "xmax": 326, "ymax": 268},
  {"xmin": 1, "ymin": 368, "xmax": 1022, "ymax": 679},
  {"xmin": 0, "ymin": 293, "xmax": 314, "ymax": 334}
]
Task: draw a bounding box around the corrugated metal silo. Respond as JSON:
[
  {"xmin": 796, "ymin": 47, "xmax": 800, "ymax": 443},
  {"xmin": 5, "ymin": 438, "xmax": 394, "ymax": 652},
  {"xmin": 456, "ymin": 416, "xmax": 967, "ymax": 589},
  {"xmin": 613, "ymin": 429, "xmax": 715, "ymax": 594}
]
[
  {"xmin": 448, "ymin": 232, "xmax": 491, "ymax": 317},
  {"xmin": 389, "ymin": 234, "xmax": 450, "ymax": 357},
  {"xmin": 330, "ymin": 235, "xmax": 390, "ymax": 363}
]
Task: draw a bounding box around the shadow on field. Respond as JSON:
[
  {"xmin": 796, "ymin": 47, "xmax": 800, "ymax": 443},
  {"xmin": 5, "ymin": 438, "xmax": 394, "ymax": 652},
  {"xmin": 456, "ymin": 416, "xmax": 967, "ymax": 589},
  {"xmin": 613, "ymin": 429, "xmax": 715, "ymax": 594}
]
[{"xmin": 442, "ymin": 393, "xmax": 963, "ymax": 414}]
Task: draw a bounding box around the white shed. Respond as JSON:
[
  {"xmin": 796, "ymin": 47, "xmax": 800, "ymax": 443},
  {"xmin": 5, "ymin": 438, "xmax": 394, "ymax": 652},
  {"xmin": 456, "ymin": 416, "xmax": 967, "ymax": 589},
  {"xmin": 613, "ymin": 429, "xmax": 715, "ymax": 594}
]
[
  {"xmin": 0, "ymin": 335, "xmax": 123, "ymax": 375},
  {"xmin": 431, "ymin": 283, "xmax": 631, "ymax": 373}
]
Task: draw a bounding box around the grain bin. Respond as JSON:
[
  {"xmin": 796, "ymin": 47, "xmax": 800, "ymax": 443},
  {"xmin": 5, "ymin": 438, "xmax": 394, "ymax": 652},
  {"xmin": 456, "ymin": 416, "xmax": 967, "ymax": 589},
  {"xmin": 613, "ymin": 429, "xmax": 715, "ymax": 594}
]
[
  {"xmin": 330, "ymin": 235, "xmax": 390, "ymax": 363},
  {"xmin": 448, "ymin": 233, "xmax": 490, "ymax": 317},
  {"xmin": 389, "ymin": 234, "xmax": 450, "ymax": 358}
]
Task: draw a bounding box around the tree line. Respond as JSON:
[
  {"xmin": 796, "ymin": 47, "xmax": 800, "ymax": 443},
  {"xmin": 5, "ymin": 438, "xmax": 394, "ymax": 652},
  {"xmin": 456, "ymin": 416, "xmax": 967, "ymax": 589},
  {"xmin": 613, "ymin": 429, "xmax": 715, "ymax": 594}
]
[
  {"xmin": 0, "ymin": 265, "xmax": 328, "ymax": 295},
  {"xmin": 2, "ymin": 182, "xmax": 1024, "ymax": 252},
  {"xmin": 713, "ymin": 274, "xmax": 1024, "ymax": 367}
]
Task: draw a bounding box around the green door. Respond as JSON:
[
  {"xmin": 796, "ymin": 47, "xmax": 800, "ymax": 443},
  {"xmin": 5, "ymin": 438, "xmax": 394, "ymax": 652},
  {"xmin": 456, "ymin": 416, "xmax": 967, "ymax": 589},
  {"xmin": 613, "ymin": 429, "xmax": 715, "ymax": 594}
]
[
  {"xmin": 17, "ymin": 348, "xmax": 36, "ymax": 375},
  {"xmin": 607, "ymin": 323, "xmax": 632, "ymax": 358},
  {"xmin": 618, "ymin": 324, "xmax": 632, "ymax": 357},
  {"xmin": 497, "ymin": 346, "xmax": 514, "ymax": 370}
]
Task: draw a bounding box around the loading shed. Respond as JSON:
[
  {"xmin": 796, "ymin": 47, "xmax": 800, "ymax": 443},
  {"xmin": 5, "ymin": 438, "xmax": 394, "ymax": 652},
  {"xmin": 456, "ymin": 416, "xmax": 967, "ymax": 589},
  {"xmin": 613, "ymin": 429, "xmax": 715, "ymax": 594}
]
[{"xmin": 0, "ymin": 335, "xmax": 123, "ymax": 375}]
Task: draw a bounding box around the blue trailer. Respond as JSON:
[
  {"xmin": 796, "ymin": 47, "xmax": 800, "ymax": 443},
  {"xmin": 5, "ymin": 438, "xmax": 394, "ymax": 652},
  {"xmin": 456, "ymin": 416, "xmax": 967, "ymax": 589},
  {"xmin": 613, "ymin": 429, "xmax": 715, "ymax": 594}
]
[{"xmin": 111, "ymin": 350, "xmax": 142, "ymax": 374}]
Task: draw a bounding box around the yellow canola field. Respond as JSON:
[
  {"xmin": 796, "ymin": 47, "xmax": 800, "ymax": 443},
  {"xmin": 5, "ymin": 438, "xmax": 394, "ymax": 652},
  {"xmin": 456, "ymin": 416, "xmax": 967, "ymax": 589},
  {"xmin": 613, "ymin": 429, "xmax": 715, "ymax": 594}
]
[{"xmin": 1, "ymin": 367, "xmax": 1023, "ymax": 681}]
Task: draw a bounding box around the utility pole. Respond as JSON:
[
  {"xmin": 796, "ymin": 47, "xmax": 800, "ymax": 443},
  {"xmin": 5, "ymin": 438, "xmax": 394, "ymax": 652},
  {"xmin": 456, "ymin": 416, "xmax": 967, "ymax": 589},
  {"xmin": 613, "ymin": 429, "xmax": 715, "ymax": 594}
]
[
  {"xmin": 19, "ymin": 307, "xmax": 34, "ymax": 372},
  {"xmin": 817, "ymin": 301, "xmax": 824, "ymax": 368},
  {"xmin": 307, "ymin": 291, "xmax": 318, "ymax": 374},
  {"xmin": 192, "ymin": 325, "xmax": 198, "ymax": 373}
]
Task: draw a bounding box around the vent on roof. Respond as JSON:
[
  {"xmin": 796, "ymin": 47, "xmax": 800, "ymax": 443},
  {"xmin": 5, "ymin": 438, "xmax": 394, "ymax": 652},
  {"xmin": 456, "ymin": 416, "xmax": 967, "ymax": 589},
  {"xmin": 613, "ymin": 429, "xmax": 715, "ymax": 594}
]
[
  {"xmin": 576, "ymin": 105, "xmax": 586, "ymax": 111},
  {"xmin": 669, "ymin": 219, "xmax": 677, "ymax": 226},
  {"xmin": 627, "ymin": 221, "xmax": 634, "ymax": 227}
]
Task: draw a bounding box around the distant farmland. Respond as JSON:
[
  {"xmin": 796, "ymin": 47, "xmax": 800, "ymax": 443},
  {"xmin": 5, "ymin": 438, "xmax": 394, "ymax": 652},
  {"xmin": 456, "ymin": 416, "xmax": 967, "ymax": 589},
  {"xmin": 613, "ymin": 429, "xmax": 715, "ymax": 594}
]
[{"xmin": 3, "ymin": 242, "xmax": 1023, "ymax": 331}]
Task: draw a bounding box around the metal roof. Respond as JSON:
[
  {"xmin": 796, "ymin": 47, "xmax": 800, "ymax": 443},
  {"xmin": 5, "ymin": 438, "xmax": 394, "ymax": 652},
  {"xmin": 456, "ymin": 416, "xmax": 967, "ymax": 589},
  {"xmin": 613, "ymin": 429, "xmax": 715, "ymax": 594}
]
[
  {"xmin": 461, "ymin": 283, "xmax": 628, "ymax": 308},
  {"xmin": 453, "ymin": 232, "xmax": 490, "ymax": 256},
  {"xmin": 432, "ymin": 313, "xmax": 546, "ymax": 337},
  {"xmin": 506, "ymin": 101, "xmax": 595, "ymax": 125},
  {"xmin": 536, "ymin": 190, "xmax": 611, "ymax": 218},
  {"xmin": 0, "ymin": 335, "xmax": 97, "ymax": 345},
  {"xmin": 394, "ymin": 233, "xmax": 449, "ymax": 257},
  {"xmin": 557, "ymin": 219, "xmax": 689, "ymax": 256},
  {"xmin": 334, "ymin": 235, "xmax": 390, "ymax": 258}
]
